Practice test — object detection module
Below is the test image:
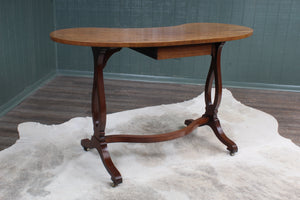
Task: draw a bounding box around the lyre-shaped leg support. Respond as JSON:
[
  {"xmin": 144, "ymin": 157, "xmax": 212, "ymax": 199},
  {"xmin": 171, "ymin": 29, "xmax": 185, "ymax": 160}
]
[
  {"xmin": 81, "ymin": 43, "xmax": 238, "ymax": 187},
  {"xmin": 203, "ymin": 42, "xmax": 238, "ymax": 155},
  {"xmin": 185, "ymin": 42, "xmax": 238, "ymax": 155},
  {"xmin": 81, "ymin": 47, "xmax": 122, "ymax": 186}
]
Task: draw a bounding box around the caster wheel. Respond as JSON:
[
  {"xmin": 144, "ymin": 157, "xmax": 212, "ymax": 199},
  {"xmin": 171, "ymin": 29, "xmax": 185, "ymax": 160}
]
[
  {"xmin": 227, "ymin": 146, "xmax": 237, "ymax": 156},
  {"xmin": 110, "ymin": 182, "xmax": 118, "ymax": 187},
  {"xmin": 184, "ymin": 119, "xmax": 194, "ymax": 126}
]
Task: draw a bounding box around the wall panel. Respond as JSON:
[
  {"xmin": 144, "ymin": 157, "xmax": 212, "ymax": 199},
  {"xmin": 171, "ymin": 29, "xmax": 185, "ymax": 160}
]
[{"xmin": 0, "ymin": 0, "xmax": 56, "ymax": 115}]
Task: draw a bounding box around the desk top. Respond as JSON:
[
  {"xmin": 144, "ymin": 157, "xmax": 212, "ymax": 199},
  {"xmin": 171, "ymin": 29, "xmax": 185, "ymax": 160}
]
[{"xmin": 50, "ymin": 23, "xmax": 253, "ymax": 48}]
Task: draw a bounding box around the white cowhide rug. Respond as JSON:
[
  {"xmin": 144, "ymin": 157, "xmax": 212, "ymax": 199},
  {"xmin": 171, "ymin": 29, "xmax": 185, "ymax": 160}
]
[{"xmin": 0, "ymin": 90, "xmax": 299, "ymax": 200}]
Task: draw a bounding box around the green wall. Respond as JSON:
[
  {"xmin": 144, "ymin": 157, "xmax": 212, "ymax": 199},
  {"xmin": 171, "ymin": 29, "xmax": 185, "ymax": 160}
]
[
  {"xmin": 0, "ymin": 0, "xmax": 56, "ymax": 115},
  {"xmin": 1, "ymin": 0, "xmax": 299, "ymax": 116},
  {"xmin": 55, "ymin": 0, "xmax": 300, "ymax": 88}
]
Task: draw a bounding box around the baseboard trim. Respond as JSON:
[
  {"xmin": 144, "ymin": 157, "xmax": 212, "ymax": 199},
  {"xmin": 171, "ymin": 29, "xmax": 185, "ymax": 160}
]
[
  {"xmin": 2, "ymin": 69, "xmax": 297, "ymax": 118},
  {"xmin": 58, "ymin": 69, "xmax": 300, "ymax": 92},
  {"xmin": 221, "ymin": 81, "xmax": 300, "ymax": 92},
  {"xmin": 0, "ymin": 71, "xmax": 56, "ymax": 117}
]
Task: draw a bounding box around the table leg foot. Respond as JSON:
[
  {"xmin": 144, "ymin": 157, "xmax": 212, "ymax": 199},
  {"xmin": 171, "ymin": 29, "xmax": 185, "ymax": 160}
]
[
  {"xmin": 207, "ymin": 117, "xmax": 238, "ymax": 155},
  {"xmin": 184, "ymin": 119, "xmax": 194, "ymax": 126},
  {"xmin": 184, "ymin": 118, "xmax": 207, "ymax": 127},
  {"xmin": 184, "ymin": 117, "xmax": 238, "ymax": 155},
  {"xmin": 81, "ymin": 136, "xmax": 123, "ymax": 186},
  {"xmin": 81, "ymin": 138, "xmax": 94, "ymax": 151}
]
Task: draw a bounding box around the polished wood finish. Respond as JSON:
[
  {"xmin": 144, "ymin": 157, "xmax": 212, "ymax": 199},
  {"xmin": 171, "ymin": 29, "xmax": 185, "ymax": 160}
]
[
  {"xmin": 105, "ymin": 117, "xmax": 209, "ymax": 144},
  {"xmin": 79, "ymin": 43, "xmax": 238, "ymax": 186},
  {"xmin": 50, "ymin": 23, "xmax": 253, "ymax": 47},
  {"xmin": 49, "ymin": 23, "xmax": 253, "ymax": 186},
  {"xmin": 131, "ymin": 44, "xmax": 212, "ymax": 60},
  {"xmin": 81, "ymin": 47, "xmax": 122, "ymax": 185},
  {"xmin": 106, "ymin": 43, "xmax": 236, "ymax": 154},
  {"xmin": 203, "ymin": 42, "xmax": 238, "ymax": 154}
]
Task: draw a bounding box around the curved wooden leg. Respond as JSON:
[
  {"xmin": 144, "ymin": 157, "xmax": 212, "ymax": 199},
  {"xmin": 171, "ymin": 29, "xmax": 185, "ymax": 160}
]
[
  {"xmin": 207, "ymin": 118, "xmax": 238, "ymax": 155},
  {"xmin": 203, "ymin": 42, "xmax": 238, "ymax": 155},
  {"xmin": 80, "ymin": 43, "xmax": 237, "ymax": 186},
  {"xmin": 184, "ymin": 43, "xmax": 237, "ymax": 155},
  {"xmin": 81, "ymin": 47, "xmax": 122, "ymax": 186}
]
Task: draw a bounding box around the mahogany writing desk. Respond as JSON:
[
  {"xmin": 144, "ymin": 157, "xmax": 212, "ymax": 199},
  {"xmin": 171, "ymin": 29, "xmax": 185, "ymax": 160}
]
[{"xmin": 50, "ymin": 23, "xmax": 253, "ymax": 186}]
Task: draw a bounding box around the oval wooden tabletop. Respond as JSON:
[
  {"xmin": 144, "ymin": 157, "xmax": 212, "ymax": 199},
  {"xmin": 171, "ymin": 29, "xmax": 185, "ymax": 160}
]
[{"xmin": 50, "ymin": 23, "xmax": 253, "ymax": 48}]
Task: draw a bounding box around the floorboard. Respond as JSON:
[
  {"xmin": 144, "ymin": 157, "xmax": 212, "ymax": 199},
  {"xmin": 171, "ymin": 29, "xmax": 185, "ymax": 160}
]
[{"xmin": 0, "ymin": 75, "xmax": 299, "ymax": 151}]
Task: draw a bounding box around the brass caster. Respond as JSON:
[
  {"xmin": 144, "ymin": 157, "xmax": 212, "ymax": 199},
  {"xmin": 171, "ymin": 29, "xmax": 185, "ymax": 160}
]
[
  {"xmin": 184, "ymin": 119, "xmax": 194, "ymax": 126},
  {"xmin": 83, "ymin": 147, "xmax": 88, "ymax": 151},
  {"xmin": 227, "ymin": 146, "xmax": 238, "ymax": 156},
  {"xmin": 110, "ymin": 182, "xmax": 118, "ymax": 187}
]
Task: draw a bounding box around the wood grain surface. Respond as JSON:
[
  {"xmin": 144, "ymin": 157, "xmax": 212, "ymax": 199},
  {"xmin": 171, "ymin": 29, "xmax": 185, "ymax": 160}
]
[{"xmin": 50, "ymin": 23, "xmax": 253, "ymax": 47}]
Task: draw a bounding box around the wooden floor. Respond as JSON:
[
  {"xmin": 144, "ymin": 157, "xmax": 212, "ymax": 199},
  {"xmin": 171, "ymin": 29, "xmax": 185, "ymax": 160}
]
[{"xmin": 0, "ymin": 75, "xmax": 299, "ymax": 150}]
